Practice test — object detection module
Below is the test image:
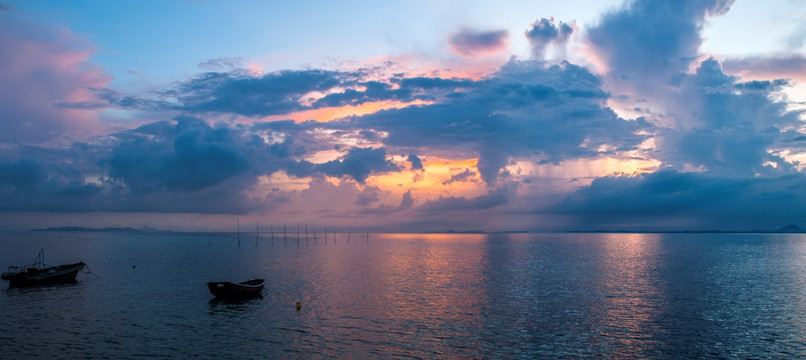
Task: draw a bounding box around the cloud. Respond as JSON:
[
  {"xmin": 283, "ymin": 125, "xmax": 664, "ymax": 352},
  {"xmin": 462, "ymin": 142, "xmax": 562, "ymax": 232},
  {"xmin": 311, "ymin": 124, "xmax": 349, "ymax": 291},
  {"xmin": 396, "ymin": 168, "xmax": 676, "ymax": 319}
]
[
  {"xmin": 3, "ymin": 0, "xmax": 805, "ymax": 233},
  {"xmin": 586, "ymin": 0, "xmax": 734, "ymax": 95},
  {"xmin": 352, "ymin": 59, "xmax": 651, "ymax": 184},
  {"xmin": 721, "ymin": 54, "xmax": 806, "ymax": 81},
  {"xmin": 106, "ymin": 117, "xmax": 251, "ymax": 193},
  {"xmin": 407, "ymin": 154, "xmax": 423, "ymax": 170},
  {"xmin": 198, "ymin": 57, "xmax": 245, "ymax": 71},
  {"xmin": 416, "ymin": 186, "xmax": 512, "ymax": 215},
  {"xmin": 449, "ymin": 28, "xmax": 509, "ymax": 58},
  {"xmin": 316, "ymin": 147, "xmax": 400, "ymax": 183},
  {"xmin": 0, "ymin": 157, "xmax": 105, "ymax": 212},
  {"xmin": 551, "ymin": 170, "xmax": 806, "ymax": 230},
  {"xmin": 104, "ymin": 68, "xmax": 472, "ymax": 118},
  {"xmin": 442, "ymin": 168, "xmax": 476, "ymax": 185},
  {"xmin": 355, "ymin": 186, "xmax": 381, "ymax": 206},
  {"xmin": 0, "ymin": 158, "xmax": 47, "ymax": 191},
  {"xmin": 173, "ymin": 69, "xmax": 349, "ymax": 116},
  {"xmin": 653, "ymin": 58, "xmax": 802, "ymax": 176},
  {"xmin": 0, "ymin": 11, "xmax": 110, "ymax": 143},
  {"xmin": 580, "ymin": 0, "xmax": 801, "ymax": 177},
  {"xmin": 359, "ymin": 189, "xmax": 415, "ymax": 215},
  {"xmin": 525, "ymin": 17, "xmax": 574, "ymax": 59},
  {"xmin": 544, "ymin": 0, "xmax": 805, "ymax": 231}
]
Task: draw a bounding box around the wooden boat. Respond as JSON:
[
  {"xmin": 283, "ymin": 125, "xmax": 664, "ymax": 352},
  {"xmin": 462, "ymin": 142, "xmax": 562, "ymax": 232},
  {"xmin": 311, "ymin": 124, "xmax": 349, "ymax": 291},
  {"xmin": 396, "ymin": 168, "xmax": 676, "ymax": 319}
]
[
  {"xmin": 1, "ymin": 249, "xmax": 86, "ymax": 288},
  {"xmin": 207, "ymin": 279, "xmax": 265, "ymax": 299}
]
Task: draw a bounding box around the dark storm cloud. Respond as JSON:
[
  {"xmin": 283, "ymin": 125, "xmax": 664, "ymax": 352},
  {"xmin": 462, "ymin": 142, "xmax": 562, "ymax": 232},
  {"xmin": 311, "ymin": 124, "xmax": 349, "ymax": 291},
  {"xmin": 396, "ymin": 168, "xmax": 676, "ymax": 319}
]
[
  {"xmin": 545, "ymin": 0, "xmax": 805, "ymax": 231},
  {"xmin": 407, "ymin": 154, "xmax": 423, "ymax": 170},
  {"xmin": 449, "ymin": 28, "xmax": 509, "ymax": 58},
  {"xmin": 416, "ymin": 186, "xmax": 512, "ymax": 215},
  {"xmin": 5, "ymin": 0, "xmax": 805, "ymax": 233},
  {"xmin": 0, "ymin": 157, "xmax": 105, "ymax": 212},
  {"xmin": 551, "ymin": 170, "xmax": 806, "ymax": 230},
  {"xmin": 351, "ymin": 59, "xmax": 652, "ymax": 184},
  {"xmin": 582, "ymin": 0, "xmax": 801, "ymax": 179},
  {"xmin": 653, "ymin": 58, "xmax": 802, "ymax": 177},
  {"xmin": 525, "ymin": 17, "xmax": 573, "ymax": 58},
  {"xmin": 98, "ymin": 61, "xmax": 628, "ymax": 191},
  {"xmin": 174, "ymin": 69, "xmax": 347, "ymax": 116},
  {"xmin": 100, "ymin": 68, "xmax": 482, "ymax": 118},
  {"xmin": 0, "ymin": 114, "xmax": 404, "ymax": 213},
  {"xmin": 396, "ymin": 77, "xmax": 477, "ymax": 90},
  {"xmin": 316, "ymin": 147, "xmax": 400, "ymax": 184},
  {"xmin": 310, "ymin": 80, "xmax": 413, "ymax": 108},
  {"xmin": 106, "ymin": 117, "xmax": 251, "ymax": 193},
  {"xmin": 0, "ymin": 158, "xmax": 47, "ymax": 191}
]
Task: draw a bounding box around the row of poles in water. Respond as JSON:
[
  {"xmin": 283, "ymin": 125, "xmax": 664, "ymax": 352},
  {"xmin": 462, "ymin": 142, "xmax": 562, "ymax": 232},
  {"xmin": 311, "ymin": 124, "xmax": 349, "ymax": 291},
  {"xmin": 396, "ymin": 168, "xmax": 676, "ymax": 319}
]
[{"xmin": 208, "ymin": 220, "xmax": 369, "ymax": 248}]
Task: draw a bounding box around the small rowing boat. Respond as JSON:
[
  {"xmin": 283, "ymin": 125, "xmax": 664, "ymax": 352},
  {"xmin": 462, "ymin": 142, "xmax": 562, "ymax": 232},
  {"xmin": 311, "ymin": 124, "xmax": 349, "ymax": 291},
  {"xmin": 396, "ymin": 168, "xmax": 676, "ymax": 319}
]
[{"xmin": 207, "ymin": 279, "xmax": 265, "ymax": 299}]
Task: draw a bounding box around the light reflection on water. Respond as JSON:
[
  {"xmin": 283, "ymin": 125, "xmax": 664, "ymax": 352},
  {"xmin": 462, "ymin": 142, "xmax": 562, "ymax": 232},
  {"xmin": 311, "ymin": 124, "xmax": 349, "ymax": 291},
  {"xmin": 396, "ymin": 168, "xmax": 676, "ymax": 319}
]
[{"xmin": 1, "ymin": 232, "xmax": 806, "ymax": 358}]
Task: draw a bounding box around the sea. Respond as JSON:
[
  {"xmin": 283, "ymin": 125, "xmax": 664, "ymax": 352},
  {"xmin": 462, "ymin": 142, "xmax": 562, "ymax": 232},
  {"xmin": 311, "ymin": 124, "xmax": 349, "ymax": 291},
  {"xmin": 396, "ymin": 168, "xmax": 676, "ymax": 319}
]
[{"xmin": 1, "ymin": 231, "xmax": 805, "ymax": 359}]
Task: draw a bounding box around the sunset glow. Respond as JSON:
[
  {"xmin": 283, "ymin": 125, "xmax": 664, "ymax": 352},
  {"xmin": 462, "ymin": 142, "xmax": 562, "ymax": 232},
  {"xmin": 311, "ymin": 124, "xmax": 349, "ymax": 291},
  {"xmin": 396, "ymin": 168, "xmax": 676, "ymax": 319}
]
[
  {"xmin": 265, "ymin": 99, "xmax": 434, "ymax": 123},
  {"xmin": 1, "ymin": 0, "xmax": 805, "ymax": 232}
]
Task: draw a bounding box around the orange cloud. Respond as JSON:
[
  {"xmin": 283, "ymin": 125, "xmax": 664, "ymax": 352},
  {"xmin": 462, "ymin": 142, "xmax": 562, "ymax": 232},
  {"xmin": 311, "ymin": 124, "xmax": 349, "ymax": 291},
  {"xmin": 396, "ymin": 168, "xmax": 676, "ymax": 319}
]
[
  {"xmin": 370, "ymin": 156, "xmax": 485, "ymax": 202},
  {"xmin": 264, "ymin": 99, "xmax": 433, "ymax": 123}
]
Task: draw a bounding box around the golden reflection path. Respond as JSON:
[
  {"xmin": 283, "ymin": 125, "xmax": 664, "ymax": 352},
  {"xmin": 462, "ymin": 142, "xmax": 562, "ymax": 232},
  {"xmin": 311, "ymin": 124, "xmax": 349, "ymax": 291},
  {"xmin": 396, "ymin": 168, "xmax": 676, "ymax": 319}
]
[{"xmin": 590, "ymin": 233, "xmax": 665, "ymax": 358}]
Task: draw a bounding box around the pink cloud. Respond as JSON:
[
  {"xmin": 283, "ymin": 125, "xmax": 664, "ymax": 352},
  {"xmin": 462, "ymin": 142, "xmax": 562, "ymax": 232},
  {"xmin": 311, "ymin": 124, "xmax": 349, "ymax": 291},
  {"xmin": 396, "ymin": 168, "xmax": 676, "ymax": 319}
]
[
  {"xmin": 721, "ymin": 54, "xmax": 806, "ymax": 82},
  {"xmin": 449, "ymin": 28, "xmax": 509, "ymax": 58},
  {"xmin": 0, "ymin": 14, "xmax": 110, "ymax": 144}
]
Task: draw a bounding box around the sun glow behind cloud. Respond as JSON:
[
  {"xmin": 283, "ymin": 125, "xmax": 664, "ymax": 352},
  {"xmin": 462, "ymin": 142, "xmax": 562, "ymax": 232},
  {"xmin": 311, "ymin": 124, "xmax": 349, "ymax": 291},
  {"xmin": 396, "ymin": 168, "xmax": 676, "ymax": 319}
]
[
  {"xmin": 263, "ymin": 99, "xmax": 434, "ymax": 123},
  {"xmin": 3, "ymin": 0, "xmax": 806, "ymax": 232},
  {"xmin": 371, "ymin": 157, "xmax": 485, "ymax": 199}
]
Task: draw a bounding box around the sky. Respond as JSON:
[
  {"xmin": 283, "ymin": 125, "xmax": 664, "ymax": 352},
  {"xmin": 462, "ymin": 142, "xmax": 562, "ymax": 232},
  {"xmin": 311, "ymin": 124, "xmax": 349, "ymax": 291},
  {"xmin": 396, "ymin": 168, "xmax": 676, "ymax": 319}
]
[{"xmin": 1, "ymin": 0, "xmax": 805, "ymax": 232}]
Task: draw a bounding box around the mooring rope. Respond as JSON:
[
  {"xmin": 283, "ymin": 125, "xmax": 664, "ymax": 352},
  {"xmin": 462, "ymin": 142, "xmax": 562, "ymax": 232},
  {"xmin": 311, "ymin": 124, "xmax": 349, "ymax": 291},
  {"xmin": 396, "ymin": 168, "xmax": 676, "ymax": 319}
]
[{"xmin": 81, "ymin": 263, "xmax": 100, "ymax": 278}]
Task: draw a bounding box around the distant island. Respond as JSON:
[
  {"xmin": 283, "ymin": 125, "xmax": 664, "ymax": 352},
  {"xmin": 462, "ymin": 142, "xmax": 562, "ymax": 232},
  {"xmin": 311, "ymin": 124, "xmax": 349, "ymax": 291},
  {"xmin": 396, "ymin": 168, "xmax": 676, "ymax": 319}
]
[
  {"xmin": 773, "ymin": 224, "xmax": 805, "ymax": 233},
  {"xmin": 27, "ymin": 224, "xmax": 805, "ymax": 234},
  {"xmin": 31, "ymin": 226, "xmax": 145, "ymax": 233}
]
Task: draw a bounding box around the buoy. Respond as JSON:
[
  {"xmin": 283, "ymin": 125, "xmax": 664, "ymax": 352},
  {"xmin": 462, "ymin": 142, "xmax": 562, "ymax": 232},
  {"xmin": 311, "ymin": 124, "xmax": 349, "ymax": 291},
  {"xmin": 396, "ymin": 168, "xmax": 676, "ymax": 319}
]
[{"xmin": 295, "ymin": 301, "xmax": 301, "ymax": 311}]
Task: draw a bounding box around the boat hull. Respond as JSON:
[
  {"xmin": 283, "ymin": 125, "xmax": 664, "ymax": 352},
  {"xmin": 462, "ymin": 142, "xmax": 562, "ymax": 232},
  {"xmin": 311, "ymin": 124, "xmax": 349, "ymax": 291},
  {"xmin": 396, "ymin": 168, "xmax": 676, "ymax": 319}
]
[
  {"xmin": 207, "ymin": 279, "xmax": 265, "ymax": 299},
  {"xmin": 1, "ymin": 262, "xmax": 86, "ymax": 288}
]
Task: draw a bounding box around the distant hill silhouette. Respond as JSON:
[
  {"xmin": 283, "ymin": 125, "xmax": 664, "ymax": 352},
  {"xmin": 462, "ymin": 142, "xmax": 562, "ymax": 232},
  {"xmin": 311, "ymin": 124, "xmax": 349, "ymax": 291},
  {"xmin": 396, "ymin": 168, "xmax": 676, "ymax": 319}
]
[
  {"xmin": 31, "ymin": 226, "xmax": 143, "ymax": 233},
  {"xmin": 775, "ymin": 224, "xmax": 805, "ymax": 233}
]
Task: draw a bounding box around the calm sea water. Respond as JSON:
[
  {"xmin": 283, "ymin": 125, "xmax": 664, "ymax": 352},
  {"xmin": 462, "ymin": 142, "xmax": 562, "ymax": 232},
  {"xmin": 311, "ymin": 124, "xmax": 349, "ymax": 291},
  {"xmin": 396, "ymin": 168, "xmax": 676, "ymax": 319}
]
[{"xmin": 1, "ymin": 231, "xmax": 806, "ymax": 359}]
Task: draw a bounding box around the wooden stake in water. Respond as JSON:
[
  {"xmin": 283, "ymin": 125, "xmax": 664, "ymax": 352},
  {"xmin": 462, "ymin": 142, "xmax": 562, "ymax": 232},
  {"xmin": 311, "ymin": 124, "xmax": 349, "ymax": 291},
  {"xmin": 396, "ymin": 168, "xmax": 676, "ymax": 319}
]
[
  {"xmin": 347, "ymin": 229, "xmax": 351, "ymax": 244},
  {"xmin": 325, "ymin": 228, "xmax": 328, "ymax": 245},
  {"xmin": 305, "ymin": 222, "xmax": 309, "ymax": 245}
]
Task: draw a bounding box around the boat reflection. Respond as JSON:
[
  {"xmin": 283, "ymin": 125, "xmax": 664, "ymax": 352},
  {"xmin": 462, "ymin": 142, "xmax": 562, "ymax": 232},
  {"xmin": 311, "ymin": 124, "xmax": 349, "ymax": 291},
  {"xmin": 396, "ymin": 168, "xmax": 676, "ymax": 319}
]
[{"xmin": 208, "ymin": 294, "xmax": 264, "ymax": 315}]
